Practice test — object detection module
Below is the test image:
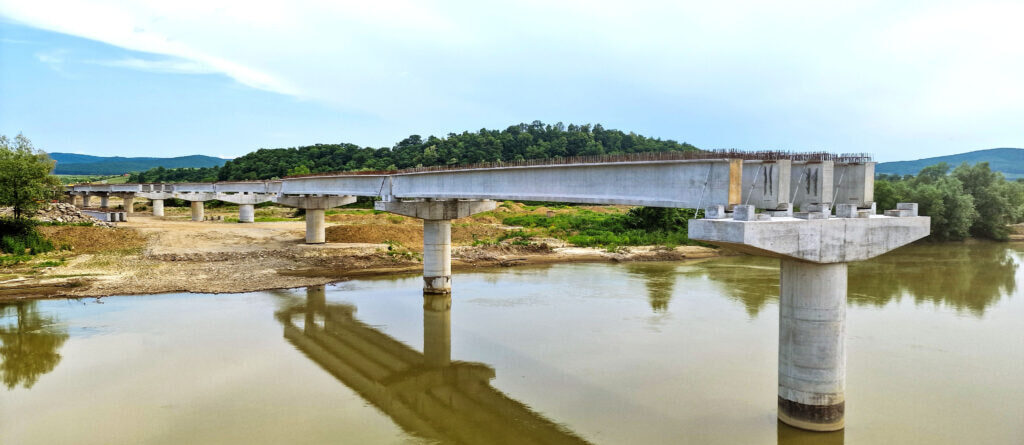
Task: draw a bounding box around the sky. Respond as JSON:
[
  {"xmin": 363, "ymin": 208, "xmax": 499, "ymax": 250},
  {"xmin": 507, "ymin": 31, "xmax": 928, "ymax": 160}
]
[{"xmin": 1, "ymin": 1, "xmax": 1022, "ymax": 162}]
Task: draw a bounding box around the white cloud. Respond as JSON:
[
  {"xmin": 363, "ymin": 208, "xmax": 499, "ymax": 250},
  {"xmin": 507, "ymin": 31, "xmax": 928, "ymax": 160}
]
[
  {"xmin": 34, "ymin": 49, "xmax": 67, "ymax": 72},
  {"xmin": 2, "ymin": 0, "xmax": 1023, "ymax": 158},
  {"xmin": 89, "ymin": 57, "xmax": 217, "ymax": 74}
]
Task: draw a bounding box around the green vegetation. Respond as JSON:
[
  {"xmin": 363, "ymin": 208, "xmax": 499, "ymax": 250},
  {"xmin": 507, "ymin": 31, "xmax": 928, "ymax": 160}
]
[
  {"xmin": 50, "ymin": 153, "xmax": 226, "ymax": 175},
  {"xmin": 502, "ymin": 206, "xmax": 700, "ymax": 249},
  {"xmin": 0, "ymin": 134, "xmax": 61, "ymax": 219},
  {"xmin": 875, "ymin": 162, "xmax": 1024, "ymax": 241},
  {"xmin": 130, "ymin": 121, "xmax": 698, "ymax": 182},
  {"xmin": 54, "ymin": 174, "xmax": 130, "ymax": 185},
  {"xmin": 0, "ymin": 219, "xmax": 56, "ymax": 263},
  {"xmin": 876, "ymin": 148, "xmax": 1024, "ymax": 180}
]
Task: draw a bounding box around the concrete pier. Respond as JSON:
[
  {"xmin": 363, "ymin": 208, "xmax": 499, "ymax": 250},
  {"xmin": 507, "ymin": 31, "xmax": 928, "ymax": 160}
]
[
  {"xmin": 689, "ymin": 204, "xmax": 930, "ymax": 431},
  {"xmin": 423, "ymin": 220, "xmax": 453, "ymax": 293},
  {"xmin": 238, "ymin": 204, "xmax": 255, "ymax": 223},
  {"xmin": 123, "ymin": 196, "xmax": 135, "ymax": 214},
  {"xmin": 80, "ymin": 194, "xmax": 91, "ymax": 208},
  {"xmin": 375, "ymin": 199, "xmax": 497, "ymax": 294},
  {"xmin": 152, "ymin": 199, "xmax": 164, "ymax": 217},
  {"xmin": 778, "ymin": 259, "xmax": 847, "ymax": 431},
  {"xmin": 305, "ymin": 209, "xmax": 325, "ymax": 243},
  {"xmin": 99, "ymin": 196, "xmax": 109, "ymax": 208},
  {"xmin": 190, "ymin": 201, "xmax": 204, "ymax": 222}
]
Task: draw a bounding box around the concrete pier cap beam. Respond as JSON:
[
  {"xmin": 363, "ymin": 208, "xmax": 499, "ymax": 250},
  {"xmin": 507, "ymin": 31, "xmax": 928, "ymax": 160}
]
[
  {"xmin": 375, "ymin": 199, "xmax": 497, "ymax": 294},
  {"xmin": 689, "ymin": 205, "xmax": 929, "ymax": 432}
]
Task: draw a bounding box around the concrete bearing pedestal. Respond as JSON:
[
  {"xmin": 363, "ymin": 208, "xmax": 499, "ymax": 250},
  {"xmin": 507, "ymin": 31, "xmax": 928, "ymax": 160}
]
[
  {"xmin": 238, "ymin": 204, "xmax": 255, "ymax": 223},
  {"xmin": 190, "ymin": 201, "xmax": 205, "ymax": 221},
  {"xmin": 152, "ymin": 199, "xmax": 165, "ymax": 217},
  {"xmin": 689, "ymin": 203, "xmax": 930, "ymax": 432},
  {"xmin": 778, "ymin": 259, "xmax": 847, "ymax": 431}
]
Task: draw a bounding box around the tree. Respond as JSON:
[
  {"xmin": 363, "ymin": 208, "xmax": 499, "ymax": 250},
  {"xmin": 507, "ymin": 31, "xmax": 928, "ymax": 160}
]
[{"xmin": 0, "ymin": 134, "xmax": 60, "ymax": 219}]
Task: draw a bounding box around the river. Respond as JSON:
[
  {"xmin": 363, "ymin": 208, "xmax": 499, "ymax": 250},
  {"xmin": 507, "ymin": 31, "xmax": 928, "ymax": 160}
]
[{"xmin": 1, "ymin": 243, "xmax": 1022, "ymax": 444}]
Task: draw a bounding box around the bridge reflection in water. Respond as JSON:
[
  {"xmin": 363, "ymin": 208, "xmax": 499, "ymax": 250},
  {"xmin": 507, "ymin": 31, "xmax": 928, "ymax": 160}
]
[{"xmin": 275, "ymin": 286, "xmax": 593, "ymax": 445}]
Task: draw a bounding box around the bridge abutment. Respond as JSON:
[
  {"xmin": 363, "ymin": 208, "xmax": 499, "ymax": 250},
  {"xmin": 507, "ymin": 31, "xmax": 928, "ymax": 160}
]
[
  {"xmin": 375, "ymin": 199, "xmax": 496, "ymax": 294},
  {"xmin": 689, "ymin": 203, "xmax": 929, "ymax": 431}
]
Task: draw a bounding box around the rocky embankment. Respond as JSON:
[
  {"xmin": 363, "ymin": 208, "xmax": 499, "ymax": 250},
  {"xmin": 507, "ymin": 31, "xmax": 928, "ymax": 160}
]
[{"xmin": 0, "ymin": 203, "xmax": 114, "ymax": 227}]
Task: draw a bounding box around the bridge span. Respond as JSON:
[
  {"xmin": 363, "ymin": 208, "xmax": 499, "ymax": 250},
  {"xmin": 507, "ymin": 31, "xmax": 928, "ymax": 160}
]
[{"xmin": 65, "ymin": 153, "xmax": 928, "ymax": 432}]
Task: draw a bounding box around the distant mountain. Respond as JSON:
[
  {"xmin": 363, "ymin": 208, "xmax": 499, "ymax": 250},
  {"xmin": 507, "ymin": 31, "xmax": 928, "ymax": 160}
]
[
  {"xmin": 49, "ymin": 153, "xmax": 228, "ymax": 175},
  {"xmin": 877, "ymin": 148, "xmax": 1024, "ymax": 179}
]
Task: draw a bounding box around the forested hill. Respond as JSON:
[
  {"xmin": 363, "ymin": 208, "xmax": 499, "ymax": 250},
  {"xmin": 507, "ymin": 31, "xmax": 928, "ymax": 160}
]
[
  {"xmin": 52, "ymin": 153, "xmax": 227, "ymax": 175},
  {"xmin": 129, "ymin": 122, "xmax": 699, "ymax": 183},
  {"xmin": 877, "ymin": 148, "xmax": 1024, "ymax": 179}
]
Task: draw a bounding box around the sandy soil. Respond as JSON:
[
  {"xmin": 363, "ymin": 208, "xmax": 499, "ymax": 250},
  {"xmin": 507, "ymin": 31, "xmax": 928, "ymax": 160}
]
[{"xmin": 0, "ymin": 215, "xmax": 719, "ymax": 299}]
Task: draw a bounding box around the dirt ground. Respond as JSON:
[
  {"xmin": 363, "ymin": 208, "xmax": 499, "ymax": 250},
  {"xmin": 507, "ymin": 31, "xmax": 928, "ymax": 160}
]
[{"xmin": 0, "ymin": 213, "xmax": 719, "ymax": 300}]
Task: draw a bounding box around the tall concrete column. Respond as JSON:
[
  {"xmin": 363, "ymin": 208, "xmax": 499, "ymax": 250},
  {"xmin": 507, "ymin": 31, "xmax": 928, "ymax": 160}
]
[
  {"xmin": 423, "ymin": 293, "xmax": 452, "ymax": 367},
  {"xmin": 81, "ymin": 194, "xmax": 91, "ymax": 208},
  {"xmin": 423, "ymin": 220, "xmax": 452, "ymax": 294},
  {"xmin": 124, "ymin": 196, "xmax": 135, "ymax": 214},
  {"xmin": 689, "ymin": 203, "xmax": 930, "ymax": 432},
  {"xmin": 305, "ymin": 209, "xmax": 326, "ymax": 243},
  {"xmin": 238, "ymin": 204, "xmax": 255, "ymax": 223},
  {"xmin": 778, "ymin": 259, "xmax": 847, "ymax": 431},
  {"xmin": 152, "ymin": 199, "xmax": 164, "ymax": 217},
  {"xmin": 190, "ymin": 201, "xmax": 204, "ymax": 221},
  {"xmin": 99, "ymin": 195, "xmax": 110, "ymax": 208}
]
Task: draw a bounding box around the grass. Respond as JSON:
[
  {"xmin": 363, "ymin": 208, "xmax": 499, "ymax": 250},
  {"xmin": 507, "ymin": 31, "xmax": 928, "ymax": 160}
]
[
  {"xmin": 502, "ymin": 208, "xmax": 699, "ymax": 249},
  {"xmin": 54, "ymin": 174, "xmax": 130, "ymax": 184},
  {"xmin": 223, "ymin": 216, "xmax": 301, "ymax": 223}
]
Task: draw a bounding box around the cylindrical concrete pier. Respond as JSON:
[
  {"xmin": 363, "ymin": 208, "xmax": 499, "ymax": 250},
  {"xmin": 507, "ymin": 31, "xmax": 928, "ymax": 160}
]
[
  {"xmin": 305, "ymin": 209, "xmax": 326, "ymax": 243},
  {"xmin": 80, "ymin": 194, "xmax": 91, "ymax": 208},
  {"xmin": 190, "ymin": 201, "xmax": 205, "ymax": 222},
  {"xmin": 124, "ymin": 196, "xmax": 135, "ymax": 214},
  {"xmin": 423, "ymin": 293, "xmax": 452, "ymax": 367},
  {"xmin": 423, "ymin": 219, "xmax": 452, "ymax": 294},
  {"xmin": 778, "ymin": 258, "xmax": 847, "ymax": 431},
  {"xmin": 99, "ymin": 196, "xmax": 109, "ymax": 208},
  {"xmin": 238, "ymin": 204, "xmax": 255, "ymax": 223},
  {"xmin": 152, "ymin": 199, "xmax": 164, "ymax": 217}
]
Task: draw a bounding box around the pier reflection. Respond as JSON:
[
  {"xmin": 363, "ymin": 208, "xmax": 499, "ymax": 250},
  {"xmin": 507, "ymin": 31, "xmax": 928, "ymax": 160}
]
[
  {"xmin": 0, "ymin": 301, "xmax": 68, "ymax": 389},
  {"xmin": 625, "ymin": 263, "xmax": 678, "ymax": 312},
  {"xmin": 276, "ymin": 286, "xmax": 592, "ymax": 445}
]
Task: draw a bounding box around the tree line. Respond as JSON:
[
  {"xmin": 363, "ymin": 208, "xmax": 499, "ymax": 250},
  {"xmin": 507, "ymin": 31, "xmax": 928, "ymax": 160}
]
[
  {"xmin": 875, "ymin": 162, "xmax": 1024, "ymax": 241},
  {"xmin": 129, "ymin": 121, "xmax": 698, "ymax": 182}
]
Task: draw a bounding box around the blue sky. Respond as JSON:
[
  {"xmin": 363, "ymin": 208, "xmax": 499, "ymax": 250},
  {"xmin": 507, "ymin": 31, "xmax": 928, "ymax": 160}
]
[{"xmin": 1, "ymin": 1, "xmax": 1022, "ymax": 162}]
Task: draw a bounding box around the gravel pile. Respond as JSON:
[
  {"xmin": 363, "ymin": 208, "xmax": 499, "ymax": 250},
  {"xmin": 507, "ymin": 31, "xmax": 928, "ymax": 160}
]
[{"xmin": 0, "ymin": 203, "xmax": 115, "ymax": 227}]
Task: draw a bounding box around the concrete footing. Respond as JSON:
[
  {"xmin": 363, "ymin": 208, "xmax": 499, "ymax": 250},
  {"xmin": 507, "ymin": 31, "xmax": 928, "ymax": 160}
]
[
  {"xmin": 238, "ymin": 204, "xmax": 255, "ymax": 223},
  {"xmin": 423, "ymin": 220, "xmax": 453, "ymax": 294},
  {"xmin": 152, "ymin": 199, "xmax": 164, "ymax": 217},
  {"xmin": 190, "ymin": 201, "xmax": 204, "ymax": 222},
  {"xmin": 305, "ymin": 209, "xmax": 326, "ymax": 243},
  {"xmin": 778, "ymin": 259, "xmax": 847, "ymax": 431}
]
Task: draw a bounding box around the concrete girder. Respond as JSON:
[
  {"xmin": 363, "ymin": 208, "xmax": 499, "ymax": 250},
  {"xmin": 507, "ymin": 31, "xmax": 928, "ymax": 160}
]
[
  {"xmin": 740, "ymin": 160, "xmax": 792, "ymax": 210},
  {"xmin": 374, "ymin": 199, "xmax": 497, "ymax": 220},
  {"xmin": 174, "ymin": 192, "xmax": 218, "ymax": 202},
  {"xmin": 210, "ymin": 193, "xmax": 277, "ymax": 205},
  {"xmin": 275, "ymin": 195, "xmax": 356, "ymax": 210}
]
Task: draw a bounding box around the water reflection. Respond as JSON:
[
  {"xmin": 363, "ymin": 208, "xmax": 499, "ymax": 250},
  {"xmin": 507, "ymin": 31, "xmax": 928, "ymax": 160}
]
[
  {"xmin": 848, "ymin": 243, "xmax": 1019, "ymax": 316},
  {"xmin": 778, "ymin": 421, "xmax": 844, "ymax": 445},
  {"xmin": 687, "ymin": 243, "xmax": 1019, "ymax": 317},
  {"xmin": 276, "ymin": 286, "xmax": 592, "ymax": 445},
  {"xmin": 0, "ymin": 301, "xmax": 69, "ymax": 389},
  {"xmin": 625, "ymin": 263, "xmax": 678, "ymax": 312}
]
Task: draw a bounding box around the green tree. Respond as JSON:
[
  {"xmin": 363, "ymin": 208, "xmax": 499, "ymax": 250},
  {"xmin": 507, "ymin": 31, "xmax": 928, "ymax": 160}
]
[{"xmin": 0, "ymin": 134, "xmax": 60, "ymax": 219}]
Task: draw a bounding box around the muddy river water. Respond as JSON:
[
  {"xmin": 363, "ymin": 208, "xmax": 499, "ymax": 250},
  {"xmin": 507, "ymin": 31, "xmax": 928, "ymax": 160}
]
[{"xmin": 1, "ymin": 243, "xmax": 1022, "ymax": 444}]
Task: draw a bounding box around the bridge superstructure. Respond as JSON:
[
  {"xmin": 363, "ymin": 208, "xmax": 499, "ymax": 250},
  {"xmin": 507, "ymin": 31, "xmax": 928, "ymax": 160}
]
[{"xmin": 65, "ymin": 153, "xmax": 927, "ymax": 432}]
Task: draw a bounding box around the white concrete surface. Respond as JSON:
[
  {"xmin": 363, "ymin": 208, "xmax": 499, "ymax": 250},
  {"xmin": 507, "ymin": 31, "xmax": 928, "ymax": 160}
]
[
  {"xmin": 190, "ymin": 201, "xmax": 204, "ymax": 222},
  {"xmin": 305, "ymin": 209, "xmax": 326, "ymax": 244},
  {"xmin": 777, "ymin": 258, "xmax": 846, "ymax": 431},
  {"xmin": 152, "ymin": 199, "xmax": 164, "ymax": 217},
  {"xmin": 238, "ymin": 204, "xmax": 255, "ymax": 223},
  {"xmin": 423, "ymin": 219, "xmax": 452, "ymax": 294}
]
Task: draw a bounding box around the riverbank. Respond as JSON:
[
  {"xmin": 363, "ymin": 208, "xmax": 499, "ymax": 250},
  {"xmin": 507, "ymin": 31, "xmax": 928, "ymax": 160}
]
[{"xmin": 0, "ymin": 213, "xmax": 719, "ymax": 299}]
